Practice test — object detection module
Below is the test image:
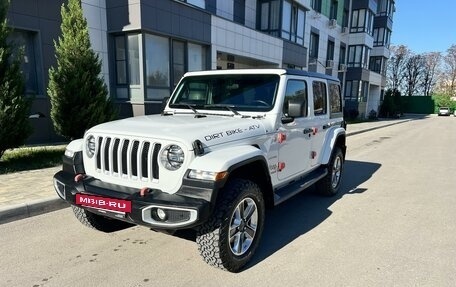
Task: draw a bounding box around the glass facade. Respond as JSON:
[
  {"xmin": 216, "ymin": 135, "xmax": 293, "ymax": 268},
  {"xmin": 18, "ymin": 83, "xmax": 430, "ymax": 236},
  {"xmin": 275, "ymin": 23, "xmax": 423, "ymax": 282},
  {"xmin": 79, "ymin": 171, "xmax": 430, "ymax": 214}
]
[
  {"xmin": 9, "ymin": 29, "xmax": 40, "ymax": 95},
  {"xmin": 347, "ymin": 45, "xmax": 371, "ymax": 68},
  {"xmin": 259, "ymin": 0, "xmax": 305, "ymax": 45},
  {"xmin": 114, "ymin": 32, "xmax": 207, "ymax": 101},
  {"xmin": 350, "ymin": 9, "xmax": 374, "ymax": 35},
  {"xmin": 344, "ymin": 80, "xmax": 368, "ymax": 102},
  {"xmin": 373, "ymin": 27, "xmax": 391, "ymax": 47}
]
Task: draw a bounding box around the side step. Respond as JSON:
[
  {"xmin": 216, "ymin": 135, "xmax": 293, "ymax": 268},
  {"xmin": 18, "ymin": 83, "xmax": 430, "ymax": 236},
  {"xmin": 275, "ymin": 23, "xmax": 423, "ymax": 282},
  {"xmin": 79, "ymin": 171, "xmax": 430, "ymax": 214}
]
[{"xmin": 273, "ymin": 167, "xmax": 328, "ymax": 205}]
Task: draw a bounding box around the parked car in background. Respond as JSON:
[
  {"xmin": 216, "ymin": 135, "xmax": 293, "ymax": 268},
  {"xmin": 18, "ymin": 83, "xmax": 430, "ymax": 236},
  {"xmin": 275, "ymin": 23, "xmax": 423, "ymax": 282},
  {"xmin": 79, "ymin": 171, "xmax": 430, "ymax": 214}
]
[{"xmin": 438, "ymin": 107, "xmax": 451, "ymax": 116}]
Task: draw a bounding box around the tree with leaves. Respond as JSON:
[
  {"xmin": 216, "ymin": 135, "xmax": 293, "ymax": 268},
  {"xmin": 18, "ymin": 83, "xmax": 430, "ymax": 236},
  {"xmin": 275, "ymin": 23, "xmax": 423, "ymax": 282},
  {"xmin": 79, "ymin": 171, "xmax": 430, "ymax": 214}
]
[
  {"xmin": 48, "ymin": 0, "xmax": 116, "ymax": 140},
  {"xmin": 0, "ymin": 0, "xmax": 32, "ymax": 159}
]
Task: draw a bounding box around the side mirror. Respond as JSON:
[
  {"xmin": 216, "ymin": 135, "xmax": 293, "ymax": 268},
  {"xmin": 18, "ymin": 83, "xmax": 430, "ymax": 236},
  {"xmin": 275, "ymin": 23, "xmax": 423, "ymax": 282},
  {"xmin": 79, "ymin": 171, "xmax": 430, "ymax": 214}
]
[
  {"xmin": 288, "ymin": 99, "xmax": 306, "ymax": 118},
  {"xmin": 281, "ymin": 116, "xmax": 294, "ymax": 124}
]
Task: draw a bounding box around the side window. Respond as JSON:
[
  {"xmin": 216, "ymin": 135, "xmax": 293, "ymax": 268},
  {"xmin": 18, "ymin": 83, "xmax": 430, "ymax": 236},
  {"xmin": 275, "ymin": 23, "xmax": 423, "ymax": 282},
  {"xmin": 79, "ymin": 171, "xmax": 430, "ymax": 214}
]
[
  {"xmin": 329, "ymin": 82, "xmax": 343, "ymax": 118},
  {"xmin": 313, "ymin": 81, "xmax": 327, "ymax": 115},
  {"xmin": 283, "ymin": 80, "xmax": 308, "ymax": 118}
]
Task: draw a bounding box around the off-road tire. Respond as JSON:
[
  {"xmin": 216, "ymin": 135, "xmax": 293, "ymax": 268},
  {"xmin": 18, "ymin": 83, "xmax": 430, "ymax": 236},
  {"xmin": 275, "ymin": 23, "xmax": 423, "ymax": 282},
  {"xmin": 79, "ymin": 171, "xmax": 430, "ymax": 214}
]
[
  {"xmin": 316, "ymin": 146, "xmax": 344, "ymax": 196},
  {"xmin": 71, "ymin": 205, "xmax": 133, "ymax": 232},
  {"xmin": 196, "ymin": 178, "xmax": 265, "ymax": 272}
]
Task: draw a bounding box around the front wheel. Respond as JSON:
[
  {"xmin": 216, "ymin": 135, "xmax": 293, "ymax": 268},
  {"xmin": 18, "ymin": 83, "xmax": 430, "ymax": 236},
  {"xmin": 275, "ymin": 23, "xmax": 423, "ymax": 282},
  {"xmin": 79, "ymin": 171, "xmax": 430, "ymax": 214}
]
[
  {"xmin": 316, "ymin": 147, "xmax": 344, "ymax": 196},
  {"xmin": 196, "ymin": 178, "xmax": 265, "ymax": 272},
  {"xmin": 71, "ymin": 205, "xmax": 133, "ymax": 232}
]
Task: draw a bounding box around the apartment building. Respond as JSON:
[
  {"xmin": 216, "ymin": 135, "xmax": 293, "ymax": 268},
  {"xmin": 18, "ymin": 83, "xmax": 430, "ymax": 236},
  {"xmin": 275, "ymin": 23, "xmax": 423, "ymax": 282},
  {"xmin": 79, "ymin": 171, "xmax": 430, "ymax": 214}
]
[{"xmin": 6, "ymin": 0, "xmax": 394, "ymax": 144}]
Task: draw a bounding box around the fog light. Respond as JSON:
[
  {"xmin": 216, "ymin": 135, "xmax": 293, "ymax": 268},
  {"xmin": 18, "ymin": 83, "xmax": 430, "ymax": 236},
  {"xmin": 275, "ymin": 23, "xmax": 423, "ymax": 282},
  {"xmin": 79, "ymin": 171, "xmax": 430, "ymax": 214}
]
[{"xmin": 156, "ymin": 208, "xmax": 167, "ymax": 220}]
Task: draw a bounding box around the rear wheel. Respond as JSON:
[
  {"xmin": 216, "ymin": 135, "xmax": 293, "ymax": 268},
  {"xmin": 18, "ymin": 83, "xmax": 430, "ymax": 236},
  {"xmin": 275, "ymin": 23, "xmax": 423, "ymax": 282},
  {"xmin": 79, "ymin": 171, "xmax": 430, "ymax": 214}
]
[
  {"xmin": 196, "ymin": 178, "xmax": 265, "ymax": 272},
  {"xmin": 316, "ymin": 147, "xmax": 344, "ymax": 196},
  {"xmin": 71, "ymin": 205, "xmax": 133, "ymax": 232}
]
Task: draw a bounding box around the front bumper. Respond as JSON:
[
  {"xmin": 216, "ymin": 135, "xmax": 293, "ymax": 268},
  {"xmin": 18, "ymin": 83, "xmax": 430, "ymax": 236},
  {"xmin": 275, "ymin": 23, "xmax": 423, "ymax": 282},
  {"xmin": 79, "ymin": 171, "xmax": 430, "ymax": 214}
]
[{"xmin": 53, "ymin": 170, "xmax": 213, "ymax": 229}]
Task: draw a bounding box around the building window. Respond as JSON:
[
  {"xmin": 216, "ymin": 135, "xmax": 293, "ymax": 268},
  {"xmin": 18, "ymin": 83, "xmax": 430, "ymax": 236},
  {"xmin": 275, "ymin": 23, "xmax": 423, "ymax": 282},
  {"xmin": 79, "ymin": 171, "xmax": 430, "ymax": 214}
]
[
  {"xmin": 259, "ymin": 0, "xmax": 305, "ymax": 45},
  {"xmin": 284, "ymin": 80, "xmax": 308, "ymax": 117},
  {"xmin": 344, "ymin": 80, "xmax": 358, "ymax": 100},
  {"xmin": 313, "ymin": 81, "xmax": 327, "ymax": 115},
  {"xmin": 311, "ymin": 0, "xmax": 322, "ymax": 13},
  {"xmin": 342, "ymin": 8, "xmax": 349, "ymax": 28},
  {"xmin": 233, "ymin": 0, "xmax": 246, "ymax": 24},
  {"xmin": 347, "ymin": 45, "xmax": 371, "ymax": 68},
  {"xmin": 369, "ymin": 56, "xmax": 387, "ymax": 75},
  {"xmin": 259, "ymin": 0, "xmax": 280, "ymax": 37},
  {"xmin": 344, "ymin": 80, "xmax": 368, "ymax": 102},
  {"xmin": 115, "ymin": 32, "xmax": 207, "ymax": 101},
  {"xmin": 145, "ymin": 34, "xmax": 170, "ymax": 100},
  {"xmin": 309, "ymin": 32, "xmax": 319, "ymax": 62},
  {"xmin": 115, "ymin": 36, "xmax": 127, "ymax": 85},
  {"xmin": 378, "ymin": 0, "xmax": 394, "ymax": 18},
  {"xmin": 281, "ymin": 0, "xmax": 305, "ymax": 45},
  {"xmin": 173, "ymin": 40, "xmax": 185, "ymax": 87},
  {"xmin": 339, "ymin": 45, "xmax": 346, "ymax": 65},
  {"xmin": 114, "ymin": 34, "xmax": 140, "ymax": 99},
  {"xmin": 369, "ymin": 56, "xmax": 382, "ymax": 73},
  {"xmin": 373, "ymin": 27, "xmax": 391, "ymax": 47},
  {"xmin": 330, "ymin": 0, "xmax": 338, "ymax": 20},
  {"xmin": 350, "ymin": 9, "xmax": 374, "ymax": 35},
  {"xmin": 179, "ymin": 0, "xmax": 205, "ymax": 9},
  {"xmin": 326, "ymin": 40, "xmax": 335, "ymax": 64},
  {"xmin": 9, "ymin": 29, "xmax": 41, "ymax": 95},
  {"xmin": 361, "ymin": 81, "xmax": 368, "ymax": 102},
  {"xmin": 128, "ymin": 35, "xmax": 140, "ymax": 85},
  {"xmin": 188, "ymin": 43, "xmax": 206, "ymax": 72}
]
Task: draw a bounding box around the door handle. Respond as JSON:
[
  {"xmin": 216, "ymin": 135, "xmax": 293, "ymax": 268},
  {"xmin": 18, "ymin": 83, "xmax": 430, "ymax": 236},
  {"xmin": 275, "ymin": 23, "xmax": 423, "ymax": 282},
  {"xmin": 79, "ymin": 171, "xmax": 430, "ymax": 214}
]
[{"xmin": 303, "ymin": 128, "xmax": 313, "ymax": 134}]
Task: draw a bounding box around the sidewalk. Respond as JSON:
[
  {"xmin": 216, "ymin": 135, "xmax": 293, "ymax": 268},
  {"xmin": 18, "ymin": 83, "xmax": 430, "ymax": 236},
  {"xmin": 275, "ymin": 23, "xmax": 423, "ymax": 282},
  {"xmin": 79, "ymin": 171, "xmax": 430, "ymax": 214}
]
[{"xmin": 0, "ymin": 114, "xmax": 425, "ymax": 224}]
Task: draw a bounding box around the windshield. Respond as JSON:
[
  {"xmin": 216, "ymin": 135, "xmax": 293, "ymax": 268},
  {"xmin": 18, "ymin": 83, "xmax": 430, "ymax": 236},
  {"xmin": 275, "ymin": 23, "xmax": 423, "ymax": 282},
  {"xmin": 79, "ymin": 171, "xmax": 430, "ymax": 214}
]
[{"xmin": 169, "ymin": 74, "xmax": 279, "ymax": 112}]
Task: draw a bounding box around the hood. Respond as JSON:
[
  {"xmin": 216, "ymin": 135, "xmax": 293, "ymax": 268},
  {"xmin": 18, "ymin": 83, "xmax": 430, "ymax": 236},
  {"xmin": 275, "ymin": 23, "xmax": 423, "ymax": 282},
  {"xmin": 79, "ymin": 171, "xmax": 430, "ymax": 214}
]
[{"xmin": 87, "ymin": 114, "xmax": 268, "ymax": 149}]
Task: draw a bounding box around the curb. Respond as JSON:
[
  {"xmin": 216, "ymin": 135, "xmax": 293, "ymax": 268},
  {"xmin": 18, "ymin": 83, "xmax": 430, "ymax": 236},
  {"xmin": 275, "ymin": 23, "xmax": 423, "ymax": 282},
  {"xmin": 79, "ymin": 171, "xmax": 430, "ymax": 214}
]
[
  {"xmin": 0, "ymin": 117, "xmax": 419, "ymax": 225},
  {"xmin": 0, "ymin": 197, "xmax": 69, "ymax": 225}
]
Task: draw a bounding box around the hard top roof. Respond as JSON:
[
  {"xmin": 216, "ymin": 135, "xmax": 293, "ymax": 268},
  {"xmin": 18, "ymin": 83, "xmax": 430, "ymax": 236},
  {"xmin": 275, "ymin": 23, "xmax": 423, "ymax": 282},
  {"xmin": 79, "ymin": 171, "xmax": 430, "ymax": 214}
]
[{"xmin": 183, "ymin": 68, "xmax": 340, "ymax": 82}]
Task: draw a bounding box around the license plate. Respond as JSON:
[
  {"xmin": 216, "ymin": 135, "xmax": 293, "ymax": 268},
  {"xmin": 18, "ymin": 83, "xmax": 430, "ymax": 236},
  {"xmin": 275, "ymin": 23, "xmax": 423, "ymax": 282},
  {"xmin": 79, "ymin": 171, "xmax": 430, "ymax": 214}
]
[{"xmin": 76, "ymin": 194, "xmax": 131, "ymax": 213}]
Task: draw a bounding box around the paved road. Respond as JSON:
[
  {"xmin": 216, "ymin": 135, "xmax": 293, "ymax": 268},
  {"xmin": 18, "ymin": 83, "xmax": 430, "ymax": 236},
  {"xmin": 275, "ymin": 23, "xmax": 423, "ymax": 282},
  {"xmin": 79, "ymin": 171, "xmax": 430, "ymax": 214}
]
[{"xmin": 1, "ymin": 116, "xmax": 455, "ymax": 286}]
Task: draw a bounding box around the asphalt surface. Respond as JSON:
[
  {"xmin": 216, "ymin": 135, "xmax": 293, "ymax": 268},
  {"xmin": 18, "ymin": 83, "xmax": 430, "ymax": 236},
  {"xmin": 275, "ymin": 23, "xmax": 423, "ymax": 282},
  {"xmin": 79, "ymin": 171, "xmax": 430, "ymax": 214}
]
[{"xmin": 0, "ymin": 114, "xmax": 424, "ymax": 224}]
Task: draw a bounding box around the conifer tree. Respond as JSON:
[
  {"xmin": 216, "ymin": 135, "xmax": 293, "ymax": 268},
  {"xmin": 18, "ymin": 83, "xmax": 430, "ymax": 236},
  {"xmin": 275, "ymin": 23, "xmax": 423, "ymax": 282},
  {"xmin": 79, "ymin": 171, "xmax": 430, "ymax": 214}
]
[
  {"xmin": 48, "ymin": 0, "xmax": 116, "ymax": 140},
  {"xmin": 0, "ymin": 0, "xmax": 32, "ymax": 159}
]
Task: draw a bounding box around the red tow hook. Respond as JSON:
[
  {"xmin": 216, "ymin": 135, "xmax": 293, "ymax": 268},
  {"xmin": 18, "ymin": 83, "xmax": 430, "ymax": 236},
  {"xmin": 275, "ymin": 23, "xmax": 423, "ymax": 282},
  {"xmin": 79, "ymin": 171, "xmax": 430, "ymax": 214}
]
[
  {"xmin": 140, "ymin": 187, "xmax": 150, "ymax": 197},
  {"xmin": 74, "ymin": 174, "xmax": 85, "ymax": 183}
]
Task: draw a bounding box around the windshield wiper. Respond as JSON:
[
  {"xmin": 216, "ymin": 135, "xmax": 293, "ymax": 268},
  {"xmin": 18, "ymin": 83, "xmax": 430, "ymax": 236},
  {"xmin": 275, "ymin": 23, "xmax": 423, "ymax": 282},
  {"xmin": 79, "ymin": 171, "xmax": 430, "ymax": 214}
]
[
  {"xmin": 204, "ymin": 104, "xmax": 249, "ymax": 117},
  {"xmin": 167, "ymin": 103, "xmax": 207, "ymax": 118}
]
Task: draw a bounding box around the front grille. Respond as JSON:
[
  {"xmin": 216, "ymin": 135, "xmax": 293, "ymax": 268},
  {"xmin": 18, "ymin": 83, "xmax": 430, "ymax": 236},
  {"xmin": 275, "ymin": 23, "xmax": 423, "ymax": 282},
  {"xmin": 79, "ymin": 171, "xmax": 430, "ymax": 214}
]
[{"xmin": 95, "ymin": 136, "xmax": 161, "ymax": 181}]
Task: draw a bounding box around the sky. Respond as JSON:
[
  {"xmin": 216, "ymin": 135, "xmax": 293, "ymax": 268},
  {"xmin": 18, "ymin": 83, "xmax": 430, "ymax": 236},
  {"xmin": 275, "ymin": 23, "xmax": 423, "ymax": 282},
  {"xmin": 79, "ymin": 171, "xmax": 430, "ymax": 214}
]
[{"xmin": 390, "ymin": 0, "xmax": 456, "ymax": 54}]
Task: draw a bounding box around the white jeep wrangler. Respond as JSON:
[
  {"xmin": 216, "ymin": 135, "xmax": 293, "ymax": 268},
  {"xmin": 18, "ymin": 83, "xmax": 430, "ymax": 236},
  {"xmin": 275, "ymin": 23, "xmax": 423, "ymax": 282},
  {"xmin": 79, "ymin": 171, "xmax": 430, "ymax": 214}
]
[{"xmin": 54, "ymin": 69, "xmax": 346, "ymax": 272}]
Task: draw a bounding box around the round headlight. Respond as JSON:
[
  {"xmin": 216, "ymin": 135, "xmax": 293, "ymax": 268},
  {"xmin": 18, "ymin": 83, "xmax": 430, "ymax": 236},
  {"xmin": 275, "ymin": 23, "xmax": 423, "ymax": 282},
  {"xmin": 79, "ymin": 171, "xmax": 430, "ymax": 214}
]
[
  {"xmin": 160, "ymin": 145, "xmax": 185, "ymax": 170},
  {"xmin": 86, "ymin": 135, "xmax": 96, "ymax": 158}
]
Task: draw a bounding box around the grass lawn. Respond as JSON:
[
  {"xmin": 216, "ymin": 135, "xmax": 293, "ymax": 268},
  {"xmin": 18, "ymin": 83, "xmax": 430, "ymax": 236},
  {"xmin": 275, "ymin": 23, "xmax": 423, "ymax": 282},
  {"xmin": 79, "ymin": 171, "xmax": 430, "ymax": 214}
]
[{"xmin": 0, "ymin": 145, "xmax": 66, "ymax": 175}]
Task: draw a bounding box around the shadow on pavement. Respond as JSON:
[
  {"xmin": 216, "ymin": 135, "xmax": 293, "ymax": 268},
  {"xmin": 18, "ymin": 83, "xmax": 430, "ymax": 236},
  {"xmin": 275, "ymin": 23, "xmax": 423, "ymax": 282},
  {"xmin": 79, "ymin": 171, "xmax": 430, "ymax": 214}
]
[{"xmin": 245, "ymin": 159, "xmax": 381, "ymax": 270}]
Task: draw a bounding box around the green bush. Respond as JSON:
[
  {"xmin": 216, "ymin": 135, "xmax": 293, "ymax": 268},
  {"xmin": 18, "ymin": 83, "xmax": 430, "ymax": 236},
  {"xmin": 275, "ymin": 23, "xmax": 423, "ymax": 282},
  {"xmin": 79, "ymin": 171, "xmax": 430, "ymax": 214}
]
[
  {"xmin": 0, "ymin": 0, "xmax": 32, "ymax": 159},
  {"xmin": 432, "ymin": 94, "xmax": 456, "ymax": 113},
  {"xmin": 48, "ymin": 0, "xmax": 116, "ymax": 140}
]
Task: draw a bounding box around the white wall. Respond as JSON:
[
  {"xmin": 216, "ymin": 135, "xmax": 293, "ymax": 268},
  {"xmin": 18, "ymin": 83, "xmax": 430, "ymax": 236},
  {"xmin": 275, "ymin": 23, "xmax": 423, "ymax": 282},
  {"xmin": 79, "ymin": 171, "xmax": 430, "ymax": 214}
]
[{"xmin": 211, "ymin": 16, "xmax": 283, "ymax": 69}]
